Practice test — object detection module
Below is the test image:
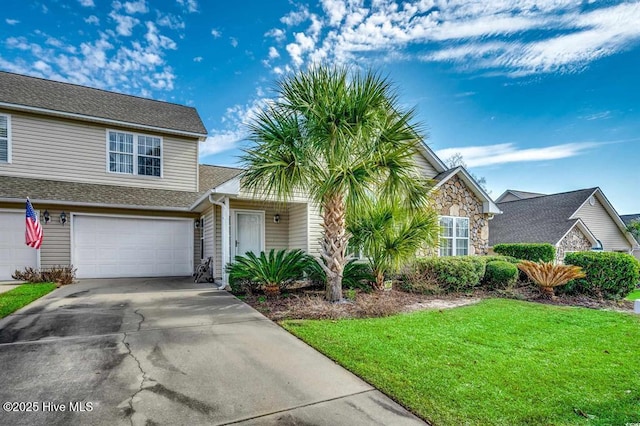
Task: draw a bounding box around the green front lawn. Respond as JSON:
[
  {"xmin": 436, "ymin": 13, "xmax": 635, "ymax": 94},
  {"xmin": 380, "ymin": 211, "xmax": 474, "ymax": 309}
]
[
  {"xmin": 626, "ymin": 289, "xmax": 640, "ymax": 301},
  {"xmin": 0, "ymin": 283, "xmax": 57, "ymax": 319},
  {"xmin": 282, "ymin": 299, "xmax": 640, "ymax": 425}
]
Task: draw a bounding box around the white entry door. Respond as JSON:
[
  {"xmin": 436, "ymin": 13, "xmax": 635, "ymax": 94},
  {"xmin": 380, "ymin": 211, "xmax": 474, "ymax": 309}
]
[
  {"xmin": 0, "ymin": 211, "xmax": 39, "ymax": 280},
  {"xmin": 233, "ymin": 211, "xmax": 264, "ymax": 257}
]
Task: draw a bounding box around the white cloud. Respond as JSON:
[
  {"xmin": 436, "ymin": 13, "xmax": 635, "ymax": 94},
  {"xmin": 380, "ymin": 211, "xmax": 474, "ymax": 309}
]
[
  {"xmin": 200, "ymin": 130, "xmax": 246, "ymax": 157},
  {"xmin": 5, "ymin": 19, "xmax": 20, "ymax": 25},
  {"xmin": 265, "ymin": 28, "xmax": 286, "ymax": 42},
  {"xmin": 230, "ymin": 37, "xmax": 238, "ymax": 48},
  {"xmin": 84, "ymin": 15, "xmax": 100, "ymax": 25},
  {"xmin": 281, "ymin": 6, "xmax": 310, "ymax": 26},
  {"xmin": 156, "ymin": 13, "xmax": 185, "ymax": 30},
  {"xmin": 211, "ymin": 29, "xmax": 221, "ymax": 38},
  {"xmin": 176, "ymin": 0, "xmax": 198, "ymax": 13},
  {"xmin": 109, "ymin": 12, "xmax": 140, "ymax": 36},
  {"xmin": 78, "ymin": 0, "xmax": 95, "ymax": 7},
  {"xmin": 268, "ymin": 47, "xmax": 280, "ymax": 59},
  {"xmin": 435, "ymin": 142, "xmax": 598, "ymax": 168},
  {"xmin": 583, "ymin": 111, "xmax": 612, "ymax": 121},
  {"xmin": 267, "ymin": 0, "xmax": 640, "ymax": 77},
  {"xmin": 123, "ymin": 0, "xmax": 148, "ymax": 14},
  {"xmin": 193, "ymin": 56, "xmax": 203, "ymax": 62}
]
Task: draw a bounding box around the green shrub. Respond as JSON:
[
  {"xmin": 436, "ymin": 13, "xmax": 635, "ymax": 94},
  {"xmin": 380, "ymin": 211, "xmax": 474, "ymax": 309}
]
[
  {"xmin": 483, "ymin": 261, "xmax": 518, "ymax": 289},
  {"xmin": 409, "ymin": 257, "xmax": 484, "ymax": 293},
  {"xmin": 494, "ymin": 243, "xmax": 556, "ymax": 262},
  {"xmin": 302, "ymin": 259, "xmax": 375, "ymax": 292},
  {"xmin": 226, "ymin": 249, "xmax": 314, "ymax": 294},
  {"xmin": 479, "ymin": 255, "xmax": 520, "ymax": 265},
  {"xmin": 562, "ymin": 252, "xmax": 640, "ymax": 299}
]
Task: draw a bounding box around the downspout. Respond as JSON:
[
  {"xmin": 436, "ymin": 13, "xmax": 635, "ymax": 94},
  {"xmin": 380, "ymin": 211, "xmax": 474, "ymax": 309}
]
[{"xmin": 209, "ymin": 194, "xmax": 230, "ymax": 289}]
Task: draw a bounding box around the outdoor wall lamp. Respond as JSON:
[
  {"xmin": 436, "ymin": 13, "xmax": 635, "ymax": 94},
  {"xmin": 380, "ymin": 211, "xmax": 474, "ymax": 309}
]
[
  {"xmin": 43, "ymin": 210, "xmax": 51, "ymax": 224},
  {"xmin": 273, "ymin": 214, "xmax": 280, "ymax": 224},
  {"xmin": 60, "ymin": 211, "xmax": 67, "ymax": 225},
  {"xmin": 194, "ymin": 218, "xmax": 200, "ymax": 229}
]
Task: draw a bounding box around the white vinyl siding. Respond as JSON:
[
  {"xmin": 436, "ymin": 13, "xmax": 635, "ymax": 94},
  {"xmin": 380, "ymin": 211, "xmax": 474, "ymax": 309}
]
[
  {"xmin": 0, "ymin": 113, "xmax": 10, "ymax": 163},
  {"xmin": 307, "ymin": 202, "xmax": 323, "ymax": 257},
  {"xmin": 3, "ymin": 111, "xmax": 197, "ymax": 191},
  {"xmin": 439, "ymin": 216, "xmax": 469, "ymax": 256},
  {"xmin": 288, "ymin": 203, "xmax": 308, "ymax": 252},
  {"xmin": 202, "ymin": 206, "xmax": 214, "ymax": 261},
  {"xmin": 108, "ymin": 130, "xmax": 162, "ymax": 177},
  {"xmin": 575, "ymin": 196, "xmax": 631, "ymax": 252},
  {"xmin": 414, "ymin": 151, "xmax": 439, "ymax": 178}
]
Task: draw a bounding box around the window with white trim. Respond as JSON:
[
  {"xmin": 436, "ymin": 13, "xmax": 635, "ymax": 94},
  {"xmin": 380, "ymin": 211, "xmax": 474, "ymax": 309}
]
[
  {"xmin": 0, "ymin": 114, "xmax": 10, "ymax": 163},
  {"xmin": 108, "ymin": 130, "xmax": 162, "ymax": 177},
  {"xmin": 439, "ymin": 216, "xmax": 469, "ymax": 256}
]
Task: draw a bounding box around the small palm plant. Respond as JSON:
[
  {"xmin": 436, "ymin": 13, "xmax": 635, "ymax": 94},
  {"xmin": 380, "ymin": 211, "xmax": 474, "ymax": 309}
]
[
  {"xmin": 517, "ymin": 260, "xmax": 586, "ymax": 298},
  {"xmin": 348, "ymin": 200, "xmax": 439, "ymax": 290},
  {"xmin": 226, "ymin": 249, "xmax": 313, "ymax": 296}
]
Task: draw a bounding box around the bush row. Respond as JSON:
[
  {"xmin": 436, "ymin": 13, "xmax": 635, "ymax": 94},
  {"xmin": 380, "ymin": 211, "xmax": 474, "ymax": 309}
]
[
  {"xmin": 494, "ymin": 243, "xmax": 556, "ymax": 262},
  {"xmin": 562, "ymin": 252, "xmax": 640, "ymax": 299},
  {"xmin": 399, "ymin": 256, "xmax": 520, "ymax": 294}
]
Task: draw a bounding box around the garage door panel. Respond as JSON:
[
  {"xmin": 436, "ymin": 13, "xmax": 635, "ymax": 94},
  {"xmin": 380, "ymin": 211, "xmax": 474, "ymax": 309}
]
[
  {"xmin": 73, "ymin": 216, "xmax": 192, "ymax": 279},
  {"xmin": 0, "ymin": 212, "xmax": 39, "ymax": 280}
]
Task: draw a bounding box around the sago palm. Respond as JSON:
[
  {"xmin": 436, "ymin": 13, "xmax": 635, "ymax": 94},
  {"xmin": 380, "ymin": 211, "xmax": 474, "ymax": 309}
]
[
  {"xmin": 517, "ymin": 260, "xmax": 586, "ymax": 297},
  {"xmin": 348, "ymin": 200, "xmax": 439, "ymax": 290},
  {"xmin": 242, "ymin": 66, "xmax": 429, "ymax": 302}
]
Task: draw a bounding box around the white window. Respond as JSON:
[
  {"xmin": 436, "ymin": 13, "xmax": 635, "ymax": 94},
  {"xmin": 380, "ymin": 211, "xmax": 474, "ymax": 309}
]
[
  {"xmin": 439, "ymin": 216, "xmax": 469, "ymax": 256},
  {"xmin": 0, "ymin": 114, "xmax": 11, "ymax": 163},
  {"xmin": 107, "ymin": 130, "xmax": 162, "ymax": 177}
]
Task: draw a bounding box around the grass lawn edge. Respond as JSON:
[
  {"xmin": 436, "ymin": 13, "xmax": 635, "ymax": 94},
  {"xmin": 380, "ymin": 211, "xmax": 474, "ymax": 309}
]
[{"xmin": 0, "ymin": 283, "xmax": 57, "ymax": 319}]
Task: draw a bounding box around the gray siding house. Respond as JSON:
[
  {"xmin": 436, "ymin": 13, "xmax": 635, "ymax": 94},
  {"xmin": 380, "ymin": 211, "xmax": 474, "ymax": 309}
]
[{"xmin": 490, "ymin": 188, "xmax": 637, "ymax": 262}]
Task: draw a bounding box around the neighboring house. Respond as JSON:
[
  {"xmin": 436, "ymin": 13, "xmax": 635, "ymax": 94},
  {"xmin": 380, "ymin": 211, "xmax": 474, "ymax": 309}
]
[
  {"xmin": 495, "ymin": 189, "xmax": 545, "ymax": 203},
  {"xmin": 621, "ymin": 214, "xmax": 640, "ymax": 260},
  {"xmin": 489, "ymin": 188, "xmax": 637, "ymax": 262},
  {"xmin": 0, "ymin": 71, "xmax": 499, "ymax": 284}
]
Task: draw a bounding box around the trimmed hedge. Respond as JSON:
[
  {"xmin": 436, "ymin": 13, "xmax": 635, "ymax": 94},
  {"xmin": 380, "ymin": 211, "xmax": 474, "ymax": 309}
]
[
  {"xmin": 562, "ymin": 252, "xmax": 640, "ymax": 299},
  {"xmin": 483, "ymin": 261, "xmax": 518, "ymax": 289},
  {"xmin": 407, "ymin": 257, "xmax": 485, "ymax": 293},
  {"xmin": 479, "ymin": 255, "xmax": 520, "ymax": 265},
  {"xmin": 493, "ymin": 243, "xmax": 556, "ymax": 262}
]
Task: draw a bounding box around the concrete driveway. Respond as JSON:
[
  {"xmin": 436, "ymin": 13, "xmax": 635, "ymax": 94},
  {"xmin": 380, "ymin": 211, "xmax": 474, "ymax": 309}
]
[{"xmin": 0, "ymin": 278, "xmax": 426, "ymax": 426}]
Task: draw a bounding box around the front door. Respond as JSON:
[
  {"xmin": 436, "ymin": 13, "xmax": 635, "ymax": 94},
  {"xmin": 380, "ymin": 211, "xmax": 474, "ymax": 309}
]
[{"xmin": 233, "ymin": 211, "xmax": 264, "ymax": 257}]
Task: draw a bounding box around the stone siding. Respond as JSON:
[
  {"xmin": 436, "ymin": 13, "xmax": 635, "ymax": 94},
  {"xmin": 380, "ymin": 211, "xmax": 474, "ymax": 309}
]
[
  {"xmin": 433, "ymin": 175, "xmax": 489, "ymax": 255},
  {"xmin": 556, "ymin": 225, "xmax": 592, "ymax": 263}
]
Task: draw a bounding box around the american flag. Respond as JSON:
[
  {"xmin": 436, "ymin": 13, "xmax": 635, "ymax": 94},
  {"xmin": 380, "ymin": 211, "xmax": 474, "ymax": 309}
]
[{"xmin": 25, "ymin": 198, "xmax": 43, "ymax": 249}]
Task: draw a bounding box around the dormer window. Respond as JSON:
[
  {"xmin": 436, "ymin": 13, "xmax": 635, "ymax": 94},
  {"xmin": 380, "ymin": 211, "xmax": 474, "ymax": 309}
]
[{"xmin": 107, "ymin": 130, "xmax": 162, "ymax": 177}]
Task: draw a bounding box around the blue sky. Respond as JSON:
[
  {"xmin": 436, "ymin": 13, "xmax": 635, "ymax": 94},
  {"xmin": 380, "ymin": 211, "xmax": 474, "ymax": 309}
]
[{"xmin": 1, "ymin": 0, "xmax": 639, "ymax": 213}]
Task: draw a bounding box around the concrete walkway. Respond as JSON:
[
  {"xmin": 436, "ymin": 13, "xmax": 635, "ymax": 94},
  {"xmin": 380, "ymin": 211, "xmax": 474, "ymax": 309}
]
[
  {"xmin": 0, "ymin": 277, "xmax": 426, "ymax": 426},
  {"xmin": 0, "ymin": 282, "xmax": 22, "ymax": 294}
]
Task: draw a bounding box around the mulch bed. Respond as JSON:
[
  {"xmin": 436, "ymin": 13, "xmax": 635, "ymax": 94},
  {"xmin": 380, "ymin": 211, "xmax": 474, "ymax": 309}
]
[{"xmin": 238, "ymin": 285, "xmax": 635, "ymax": 321}]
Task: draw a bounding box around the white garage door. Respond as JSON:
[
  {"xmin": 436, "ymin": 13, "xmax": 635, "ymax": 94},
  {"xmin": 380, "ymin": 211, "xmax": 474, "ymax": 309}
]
[
  {"xmin": 0, "ymin": 211, "xmax": 39, "ymax": 280},
  {"xmin": 73, "ymin": 215, "xmax": 193, "ymax": 278}
]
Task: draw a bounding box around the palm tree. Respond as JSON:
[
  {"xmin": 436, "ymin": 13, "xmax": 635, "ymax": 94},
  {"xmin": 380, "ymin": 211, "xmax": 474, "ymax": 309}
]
[
  {"xmin": 242, "ymin": 66, "xmax": 429, "ymax": 302},
  {"xmin": 517, "ymin": 260, "xmax": 586, "ymax": 298},
  {"xmin": 348, "ymin": 199, "xmax": 439, "ymax": 290}
]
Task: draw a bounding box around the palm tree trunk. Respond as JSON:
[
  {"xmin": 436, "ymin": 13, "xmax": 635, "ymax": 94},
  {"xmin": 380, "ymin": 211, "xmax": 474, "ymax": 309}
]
[
  {"xmin": 374, "ymin": 270, "xmax": 384, "ymax": 291},
  {"xmin": 320, "ymin": 193, "xmax": 348, "ymax": 302}
]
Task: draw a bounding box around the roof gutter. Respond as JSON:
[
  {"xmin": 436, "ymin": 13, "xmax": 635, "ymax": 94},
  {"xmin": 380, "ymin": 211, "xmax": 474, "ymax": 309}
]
[
  {"xmin": 0, "ymin": 197, "xmax": 192, "ymax": 212},
  {"xmin": 0, "ymin": 102, "xmax": 208, "ymax": 140}
]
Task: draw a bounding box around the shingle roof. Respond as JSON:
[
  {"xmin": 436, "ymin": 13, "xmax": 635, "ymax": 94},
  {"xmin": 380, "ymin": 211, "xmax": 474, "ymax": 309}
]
[
  {"xmin": 0, "ymin": 165, "xmax": 243, "ymax": 210},
  {"xmin": 489, "ymin": 188, "xmax": 597, "ymax": 246},
  {"xmin": 621, "ymin": 214, "xmax": 640, "ymax": 226},
  {"xmin": 0, "ymin": 71, "xmax": 207, "ymax": 136}
]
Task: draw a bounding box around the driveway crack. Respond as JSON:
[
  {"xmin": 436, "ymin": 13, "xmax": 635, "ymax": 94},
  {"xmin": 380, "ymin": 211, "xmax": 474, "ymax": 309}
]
[
  {"xmin": 134, "ymin": 309, "xmax": 145, "ymax": 332},
  {"xmin": 122, "ymin": 331, "xmax": 148, "ymax": 426}
]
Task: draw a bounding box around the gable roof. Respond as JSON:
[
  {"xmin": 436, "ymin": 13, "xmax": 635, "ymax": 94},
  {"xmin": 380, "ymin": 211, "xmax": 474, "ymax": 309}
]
[
  {"xmin": 0, "ymin": 71, "xmax": 207, "ymax": 138},
  {"xmin": 432, "ymin": 166, "xmax": 502, "ymax": 214},
  {"xmin": 494, "ymin": 189, "xmax": 546, "ymax": 203},
  {"xmin": 489, "ymin": 188, "xmax": 597, "ymax": 246},
  {"xmin": 0, "ymin": 165, "xmax": 243, "ymax": 211}
]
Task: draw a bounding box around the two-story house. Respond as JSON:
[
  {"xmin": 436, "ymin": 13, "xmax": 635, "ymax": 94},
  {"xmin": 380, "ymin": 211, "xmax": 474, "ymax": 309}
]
[{"xmin": 0, "ymin": 71, "xmax": 500, "ymax": 284}]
